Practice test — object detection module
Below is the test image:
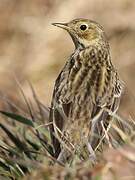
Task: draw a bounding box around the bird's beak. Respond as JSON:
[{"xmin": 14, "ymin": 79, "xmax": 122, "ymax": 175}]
[{"xmin": 52, "ymin": 22, "xmax": 70, "ymax": 31}]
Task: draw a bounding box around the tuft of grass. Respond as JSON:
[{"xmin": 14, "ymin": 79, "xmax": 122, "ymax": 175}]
[{"xmin": 0, "ymin": 81, "xmax": 55, "ymax": 179}]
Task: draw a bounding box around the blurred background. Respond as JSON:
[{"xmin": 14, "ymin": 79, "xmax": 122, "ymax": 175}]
[{"xmin": 0, "ymin": 0, "xmax": 135, "ymax": 119}]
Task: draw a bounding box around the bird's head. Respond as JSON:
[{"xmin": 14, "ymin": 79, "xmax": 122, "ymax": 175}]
[{"xmin": 52, "ymin": 18, "xmax": 107, "ymax": 49}]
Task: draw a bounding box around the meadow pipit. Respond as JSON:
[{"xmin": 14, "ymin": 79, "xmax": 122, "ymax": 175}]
[{"xmin": 49, "ymin": 19, "xmax": 123, "ymax": 164}]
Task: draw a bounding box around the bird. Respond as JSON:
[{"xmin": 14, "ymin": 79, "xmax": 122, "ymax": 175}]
[{"xmin": 49, "ymin": 18, "xmax": 123, "ymax": 164}]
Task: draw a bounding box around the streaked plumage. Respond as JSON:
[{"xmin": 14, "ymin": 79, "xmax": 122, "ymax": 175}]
[{"xmin": 49, "ymin": 19, "xmax": 123, "ymax": 164}]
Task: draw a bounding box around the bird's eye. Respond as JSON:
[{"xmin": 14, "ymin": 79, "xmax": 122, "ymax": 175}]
[{"xmin": 80, "ymin": 24, "xmax": 87, "ymax": 31}]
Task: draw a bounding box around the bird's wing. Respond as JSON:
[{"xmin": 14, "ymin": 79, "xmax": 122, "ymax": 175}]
[
  {"xmin": 89, "ymin": 69, "xmax": 124, "ymax": 150},
  {"xmin": 49, "ymin": 56, "xmax": 75, "ymax": 158}
]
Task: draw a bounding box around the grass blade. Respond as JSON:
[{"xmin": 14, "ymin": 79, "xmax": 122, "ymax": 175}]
[{"xmin": 0, "ymin": 111, "xmax": 34, "ymax": 127}]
